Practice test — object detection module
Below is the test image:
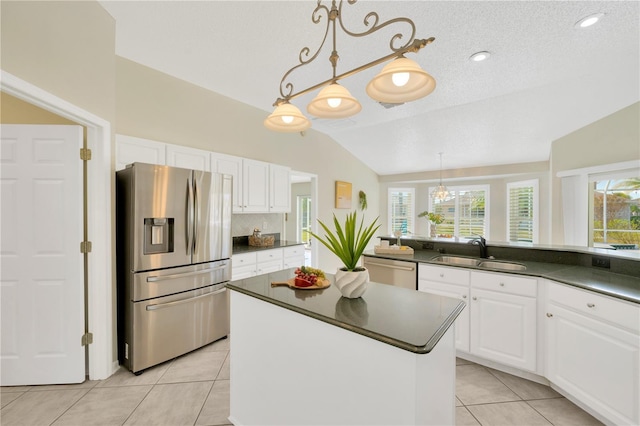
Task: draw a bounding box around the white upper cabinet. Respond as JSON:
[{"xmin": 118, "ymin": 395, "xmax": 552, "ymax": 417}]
[
  {"xmin": 115, "ymin": 135, "xmax": 166, "ymax": 171},
  {"xmin": 211, "ymin": 153, "xmax": 243, "ymax": 212},
  {"xmin": 166, "ymin": 144, "xmax": 211, "ymax": 171},
  {"xmin": 117, "ymin": 136, "xmax": 289, "ymax": 214},
  {"xmin": 242, "ymin": 159, "xmax": 270, "ymax": 213},
  {"xmin": 269, "ymin": 164, "xmax": 291, "ymax": 213},
  {"xmin": 212, "ymin": 154, "xmax": 289, "ymax": 214}
]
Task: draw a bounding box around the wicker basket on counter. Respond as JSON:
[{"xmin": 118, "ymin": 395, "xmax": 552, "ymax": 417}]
[{"xmin": 248, "ymin": 235, "xmax": 275, "ymax": 247}]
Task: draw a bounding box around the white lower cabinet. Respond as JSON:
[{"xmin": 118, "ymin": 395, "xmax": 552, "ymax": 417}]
[
  {"xmin": 419, "ymin": 265, "xmax": 537, "ymax": 371},
  {"xmin": 283, "ymin": 245, "xmax": 305, "ymax": 270},
  {"xmin": 546, "ymin": 282, "xmax": 640, "ymax": 425},
  {"xmin": 470, "ymin": 271, "xmax": 537, "ymax": 372},
  {"xmin": 232, "ymin": 246, "xmax": 305, "ymax": 280},
  {"xmin": 418, "ymin": 265, "xmax": 470, "ymax": 352},
  {"xmin": 231, "ymin": 252, "xmax": 258, "ymax": 280},
  {"xmin": 256, "ymin": 249, "xmax": 283, "ymax": 275}
]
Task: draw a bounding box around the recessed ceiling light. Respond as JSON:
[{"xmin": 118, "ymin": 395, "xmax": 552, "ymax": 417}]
[
  {"xmin": 470, "ymin": 51, "xmax": 491, "ymax": 62},
  {"xmin": 575, "ymin": 13, "xmax": 604, "ymax": 28}
]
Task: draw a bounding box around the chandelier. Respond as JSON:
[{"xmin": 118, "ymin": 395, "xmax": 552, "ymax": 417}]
[
  {"xmin": 264, "ymin": 0, "xmax": 436, "ymax": 133},
  {"xmin": 431, "ymin": 152, "xmax": 450, "ymax": 201}
]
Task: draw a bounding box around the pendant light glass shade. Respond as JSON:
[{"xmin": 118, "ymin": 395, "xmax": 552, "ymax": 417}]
[
  {"xmin": 366, "ymin": 57, "xmax": 436, "ymax": 103},
  {"xmin": 307, "ymin": 83, "xmax": 362, "ymax": 118},
  {"xmin": 431, "ymin": 152, "xmax": 450, "ymax": 201},
  {"xmin": 431, "ymin": 184, "xmax": 450, "ymax": 201},
  {"xmin": 264, "ymin": 102, "xmax": 311, "ymax": 132}
]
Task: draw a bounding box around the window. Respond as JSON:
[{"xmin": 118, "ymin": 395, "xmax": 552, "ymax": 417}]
[
  {"xmin": 429, "ymin": 185, "xmax": 489, "ymax": 239},
  {"xmin": 591, "ymin": 175, "xmax": 640, "ymax": 250},
  {"xmin": 507, "ymin": 180, "xmax": 539, "ymax": 243},
  {"xmin": 388, "ymin": 188, "xmax": 415, "ymax": 235}
]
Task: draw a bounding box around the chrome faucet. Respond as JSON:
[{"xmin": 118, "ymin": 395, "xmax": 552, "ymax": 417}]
[{"xmin": 468, "ymin": 234, "xmax": 488, "ymax": 258}]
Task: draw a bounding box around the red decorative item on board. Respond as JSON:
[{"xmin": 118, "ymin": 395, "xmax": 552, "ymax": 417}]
[{"xmin": 294, "ymin": 277, "xmax": 314, "ymax": 287}]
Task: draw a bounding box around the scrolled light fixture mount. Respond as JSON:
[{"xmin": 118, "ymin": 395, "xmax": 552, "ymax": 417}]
[{"xmin": 264, "ymin": 0, "xmax": 436, "ymax": 133}]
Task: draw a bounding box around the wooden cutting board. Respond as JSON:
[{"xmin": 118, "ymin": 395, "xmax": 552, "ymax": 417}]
[{"xmin": 271, "ymin": 277, "xmax": 330, "ymax": 290}]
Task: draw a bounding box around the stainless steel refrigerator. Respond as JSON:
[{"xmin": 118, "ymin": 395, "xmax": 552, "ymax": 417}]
[{"xmin": 116, "ymin": 162, "xmax": 232, "ymax": 374}]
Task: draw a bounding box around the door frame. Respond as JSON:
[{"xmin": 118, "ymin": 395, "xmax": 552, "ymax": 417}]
[
  {"xmin": 289, "ymin": 171, "xmax": 319, "ymax": 267},
  {"xmin": 1, "ymin": 70, "xmax": 114, "ymax": 380}
]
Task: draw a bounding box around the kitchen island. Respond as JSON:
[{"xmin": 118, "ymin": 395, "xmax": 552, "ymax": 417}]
[{"xmin": 226, "ymin": 269, "xmax": 466, "ymax": 426}]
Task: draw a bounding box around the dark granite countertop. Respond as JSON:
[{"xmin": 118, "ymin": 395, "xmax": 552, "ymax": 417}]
[
  {"xmin": 363, "ymin": 250, "xmax": 640, "ymax": 304},
  {"xmin": 227, "ymin": 268, "xmax": 466, "ymax": 354},
  {"xmin": 232, "ymin": 240, "xmax": 305, "ymax": 255}
]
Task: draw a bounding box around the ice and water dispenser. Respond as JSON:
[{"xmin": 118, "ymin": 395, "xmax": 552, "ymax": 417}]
[{"xmin": 143, "ymin": 218, "xmax": 174, "ymax": 254}]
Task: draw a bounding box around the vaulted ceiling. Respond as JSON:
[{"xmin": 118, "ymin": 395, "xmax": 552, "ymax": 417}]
[{"xmin": 100, "ymin": 1, "xmax": 640, "ymax": 176}]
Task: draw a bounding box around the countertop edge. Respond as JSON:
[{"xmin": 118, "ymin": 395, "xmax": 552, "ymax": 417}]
[
  {"xmin": 232, "ymin": 241, "xmax": 305, "ymax": 254},
  {"xmin": 363, "ymin": 253, "xmax": 640, "ymax": 304},
  {"xmin": 227, "ymin": 283, "xmax": 466, "ymax": 354}
]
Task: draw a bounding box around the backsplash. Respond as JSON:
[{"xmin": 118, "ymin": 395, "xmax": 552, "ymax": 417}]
[{"xmin": 232, "ymin": 213, "xmax": 283, "ymax": 237}]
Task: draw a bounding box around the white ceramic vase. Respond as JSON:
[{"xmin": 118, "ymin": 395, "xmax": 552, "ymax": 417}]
[{"xmin": 334, "ymin": 268, "xmax": 369, "ymax": 298}]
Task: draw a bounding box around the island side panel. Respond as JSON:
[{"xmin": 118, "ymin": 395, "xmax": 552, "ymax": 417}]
[{"xmin": 229, "ymin": 291, "xmax": 455, "ymax": 426}]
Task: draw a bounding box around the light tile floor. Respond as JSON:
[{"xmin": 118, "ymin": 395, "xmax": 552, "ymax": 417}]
[{"xmin": 1, "ymin": 339, "xmax": 603, "ymax": 426}]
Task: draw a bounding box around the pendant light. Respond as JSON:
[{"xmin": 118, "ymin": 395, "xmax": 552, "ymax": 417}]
[
  {"xmin": 264, "ymin": 1, "xmax": 437, "ymax": 132},
  {"xmin": 307, "ymin": 82, "xmax": 362, "ymax": 118},
  {"xmin": 263, "ymin": 102, "xmax": 311, "ymax": 133},
  {"xmin": 366, "ymin": 56, "xmax": 436, "ymax": 103},
  {"xmin": 431, "ymin": 152, "xmax": 450, "ymax": 201}
]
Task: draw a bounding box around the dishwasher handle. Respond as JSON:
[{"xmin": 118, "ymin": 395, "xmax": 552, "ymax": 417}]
[{"xmin": 365, "ymin": 261, "xmax": 415, "ymax": 271}]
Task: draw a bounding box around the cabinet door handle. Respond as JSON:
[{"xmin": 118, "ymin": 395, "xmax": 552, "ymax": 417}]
[
  {"xmin": 499, "ymin": 282, "xmax": 505, "ymax": 286},
  {"xmin": 472, "ymin": 296, "xmax": 477, "ymax": 301},
  {"xmin": 462, "ymin": 295, "xmax": 467, "ymax": 299},
  {"xmin": 546, "ymin": 312, "xmax": 553, "ymax": 318},
  {"xmin": 587, "ymin": 303, "xmax": 595, "ymax": 308},
  {"xmin": 440, "ymin": 273, "xmax": 444, "ymax": 278}
]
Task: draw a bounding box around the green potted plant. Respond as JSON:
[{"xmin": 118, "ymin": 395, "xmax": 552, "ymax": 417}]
[
  {"xmin": 310, "ymin": 211, "xmax": 380, "ymax": 298},
  {"xmin": 418, "ymin": 211, "xmax": 444, "ymax": 237}
]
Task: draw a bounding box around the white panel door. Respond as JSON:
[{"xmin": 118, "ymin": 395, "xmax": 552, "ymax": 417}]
[{"xmin": 1, "ymin": 124, "xmax": 85, "ymax": 385}]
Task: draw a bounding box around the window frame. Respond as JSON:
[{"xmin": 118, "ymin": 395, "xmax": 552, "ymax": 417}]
[
  {"xmin": 427, "ymin": 184, "xmax": 490, "ymax": 239},
  {"xmin": 388, "ymin": 187, "xmax": 416, "ymax": 236}
]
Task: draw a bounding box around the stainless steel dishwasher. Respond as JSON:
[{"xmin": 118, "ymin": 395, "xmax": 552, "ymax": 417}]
[{"xmin": 363, "ymin": 256, "xmax": 417, "ymax": 290}]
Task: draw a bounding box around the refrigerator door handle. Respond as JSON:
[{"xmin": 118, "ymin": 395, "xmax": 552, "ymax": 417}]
[
  {"xmin": 145, "ymin": 288, "xmax": 227, "ymax": 311},
  {"xmin": 146, "ymin": 264, "xmax": 228, "ymax": 282},
  {"xmin": 187, "ymin": 175, "xmax": 194, "ymax": 256},
  {"xmin": 193, "ymin": 176, "xmax": 199, "ymax": 255}
]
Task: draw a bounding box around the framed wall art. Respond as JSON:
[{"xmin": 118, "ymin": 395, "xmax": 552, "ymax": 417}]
[{"xmin": 335, "ymin": 181, "xmax": 352, "ymax": 209}]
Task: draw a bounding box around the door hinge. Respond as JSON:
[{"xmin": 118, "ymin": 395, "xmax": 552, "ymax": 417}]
[
  {"xmin": 80, "ymin": 241, "xmax": 92, "ymax": 253},
  {"xmin": 80, "ymin": 148, "xmax": 92, "ymax": 161},
  {"xmin": 81, "ymin": 332, "xmax": 93, "ymax": 346}
]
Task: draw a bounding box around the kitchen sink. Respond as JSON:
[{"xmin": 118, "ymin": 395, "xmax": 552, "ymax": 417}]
[
  {"xmin": 431, "ymin": 256, "xmax": 527, "ymax": 271},
  {"xmin": 431, "ymin": 255, "xmax": 481, "ymax": 266},
  {"xmin": 478, "ymin": 260, "xmax": 527, "ymax": 271}
]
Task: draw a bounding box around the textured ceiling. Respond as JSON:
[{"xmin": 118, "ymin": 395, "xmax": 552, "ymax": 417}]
[{"xmin": 99, "ymin": 1, "xmax": 640, "ymax": 176}]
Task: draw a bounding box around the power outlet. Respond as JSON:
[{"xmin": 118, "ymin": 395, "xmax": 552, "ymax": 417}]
[{"xmin": 592, "ymin": 256, "xmax": 610, "ymax": 269}]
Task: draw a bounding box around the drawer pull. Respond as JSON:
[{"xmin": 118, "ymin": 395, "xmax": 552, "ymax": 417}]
[
  {"xmin": 472, "ymin": 296, "xmax": 477, "ymax": 301},
  {"xmin": 587, "ymin": 303, "xmax": 595, "ymax": 308},
  {"xmin": 546, "ymin": 312, "xmax": 553, "ymax": 318},
  {"xmin": 462, "ymin": 295, "xmax": 467, "ymax": 299},
  {"xmin": 440, "ymin": 273, "xmax": 444, "ymax": 278},
  {"xmin": 499, "ymin": 282, "xmax": 505, "ymax": 286}
]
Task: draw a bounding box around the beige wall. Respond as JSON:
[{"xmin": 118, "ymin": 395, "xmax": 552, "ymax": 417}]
[
  {"xmin": 1, "ymin": 1, "xmax": 116, "ymax": 124},
  {"xmin": 115, "ymin": 57, "xmax": 381, "ymax": 271},
  {"xmin": 550, "ymin": 102, "xmax": 640, "ymax": 243}
]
